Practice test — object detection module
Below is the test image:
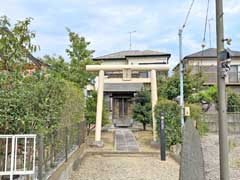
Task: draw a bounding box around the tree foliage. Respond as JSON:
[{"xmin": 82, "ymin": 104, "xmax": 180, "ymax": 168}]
[
  {"xmin": 158, "ymin": 69, "xmax": 205, "ymax": 101},
  {"xmin": 188, "ymin": 85, "xmax": 217, "ymax": 112},
  {"xmin": 0, "ymin": 16, "xmax": 39, "ymax": 71},
  {"xmin": 42, "ymin": 55, "xmax": 69, "ymax": 78},
  {"xmin": 65, "ymin": 28, "xmax": 97, "ymax": 87},
  {"xmin": 227, "ymin": 90, "xmax": 240, "ymax": 112},
  {"xmin": 155, "ymin": 99, "xmax": 181, "ymax": 147},
  {"xmin": 133, "ymin": 89, "xmax": 152, "ymax": 130},
  {"xmin": 0, "ymin": 17, "xmax": 85, "ymax": 135},
  {"xmin": 0, "ymin": 71, "xmax": 84, "ymax": 134},
  {"xmin": 188, "ymin": 85, "xmax": 240, "ymax": 113},
  {"xmin": 84, "ymin": 91, "xmax": 109, "ymax": 128}
]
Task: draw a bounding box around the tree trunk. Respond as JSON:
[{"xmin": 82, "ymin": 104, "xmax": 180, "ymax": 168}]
[
  {"xmin": 87, "ymin": 124, "xmax": 91, "ymax": 135},
  {"xmin": 143, "ymin": 123, "xmax": 146, "ymax": 131}
]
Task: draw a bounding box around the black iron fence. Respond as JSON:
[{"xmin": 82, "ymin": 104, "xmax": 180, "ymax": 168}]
[{"xmin": 36, "ymin": 121, "xmax": 86, "ymax": 180}]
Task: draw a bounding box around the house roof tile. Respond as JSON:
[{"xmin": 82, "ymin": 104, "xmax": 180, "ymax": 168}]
[
  {"xmin": 184, "ymin": 48, "xmax": 240, "ymax": 59},
  {"xmin": 93, "ymin": 50, "xmax": 171, "ymax": 60}
]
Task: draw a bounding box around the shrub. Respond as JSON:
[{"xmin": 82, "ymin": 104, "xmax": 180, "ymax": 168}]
[
  {"xmin": 227, "ymin": 90, "xmax": 240, "ymax": 112},
  {"xmin": 0, "ymin": 72, "xmax": 85, "ymax": 134},
  {"xmin": 132, "ymin": 89, "xmax": 151, "ymax": 130},
  {"xmin": 186, "ymin": 103, "xmax": 208, "ymax": 136},
  {"xmin": 155, "ymin": 99, "xmax": 181, "ymax": 148},
  {"xmin": 60, "ymin": 80, "xmax": 84, "ymax": 127}
]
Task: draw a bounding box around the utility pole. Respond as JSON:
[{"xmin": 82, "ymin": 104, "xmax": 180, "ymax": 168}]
[
  {"xmin": 216, "ymin": 0, "xmax": 229, "ymax": 179},
  {"xmin": 178, "ymin": 29, "xmax": 185, "ymax": 127},
  {"xmin": 128, "ymin": 30, "xmax": 136, "ymax": 50},
  {"xmin": 178, "ymin": 0, "xmax": 195, "ymax": 128}
]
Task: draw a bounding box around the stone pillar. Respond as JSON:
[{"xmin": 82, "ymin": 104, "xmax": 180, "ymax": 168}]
[
  {"xmin": 95, "ymin": 70, "xmax": 104, "ymax": 146},
  {"xmin": 151, "ymin": 69, "xmax": 158, "ymax": 142}
]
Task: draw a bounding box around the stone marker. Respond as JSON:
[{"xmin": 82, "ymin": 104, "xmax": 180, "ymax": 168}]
[{"xmin": 180, "ymin": 120, "xmax": 205, "ymax": 180}]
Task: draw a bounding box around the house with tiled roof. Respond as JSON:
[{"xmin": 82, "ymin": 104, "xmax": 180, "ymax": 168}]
[
  {"xmin": 173, "ymin": 48, "xmax": 240, "ymax": 92},
  {"xmin": 0, "ymin": 53, "xmax": 49, "ymax": 76},
  {"xmin": 90, "ymin": 50, "xmax": 171, "ymax": 127}
]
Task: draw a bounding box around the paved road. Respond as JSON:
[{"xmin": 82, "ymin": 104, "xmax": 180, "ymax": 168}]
[
  {"xmin": 115, "ymin": 129, "xmax": 139, "ymax": 152},
  {"xmin": 69, "ymin": 155, "xmax": 179, "ymax": 180}
]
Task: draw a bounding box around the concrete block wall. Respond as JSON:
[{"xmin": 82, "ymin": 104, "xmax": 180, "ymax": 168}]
[
  {"xmin": 47, "ymin": 144, "xmax": 86, "ymax": 180},
  {"xmin": 203, "ymin": 113, "xmax": 240, "ymax": 134}
]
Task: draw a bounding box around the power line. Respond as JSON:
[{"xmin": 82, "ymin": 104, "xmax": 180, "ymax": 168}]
[
  {"xmin": 181, "ymin": 0, "xmax": 195, "ymax": 30},
  {"xmin": 202, "ymin": 0, "xmax": 210, "ymax": 49}
]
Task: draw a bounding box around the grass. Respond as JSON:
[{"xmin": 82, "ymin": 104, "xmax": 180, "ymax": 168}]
[
  {"xmin": 229, "ymin": 139, "xmax": 237, "ymax": 152},
  {"xmin": 232, "ymin": 158, "xmax": 240, "ymax": 169}
]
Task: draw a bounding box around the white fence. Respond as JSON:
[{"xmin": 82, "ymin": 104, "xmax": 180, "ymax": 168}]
[{"xmin": 0, "ymin": 134, "xmax": 36, "ymax": 180}]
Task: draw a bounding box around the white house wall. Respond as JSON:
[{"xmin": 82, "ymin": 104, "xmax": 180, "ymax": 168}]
[
  {"xmin": 100, "ymin": 60, "xmax": 126, "ymax": 65},
  {"xmin": 127, "ymin": 56, "xmax": 168, "ymax": 65},
  {"xmin": 187, "ymin": 57, "xmax": 240, "ymax": 66}
]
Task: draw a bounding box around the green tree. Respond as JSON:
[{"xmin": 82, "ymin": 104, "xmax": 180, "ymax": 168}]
[
  {"xmin": 0, "ymin": 16, "xmax": 86, "ymax": 135},
  {"xmin": 65, "ymin": 28, "xmax": 96, "ymax": 87},
  {"xmin": 133, "ymin": 89, "xmax": 152, "ymax": 130},
  {"xmin": 42, "ymin": 55, "xmax": 69, "ymax": 79},
  {"xmin": 188, "ymin": 86, "xmax": 217, "ymax": 112},
  {"xmin": 158, "ymin": 69, "xmax": 205, "ymax": 101},
  {"xmin": 0, "ymin": 16, "xmax": 39, "ymax": 72}
]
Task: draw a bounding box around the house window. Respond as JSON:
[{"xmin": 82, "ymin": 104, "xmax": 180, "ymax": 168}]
[
  {"xmin": 201, "ymin": 66, "xmax": 217, "ymax": 84},
  {"xmin": 229, "ymin": 65, "xmax": 240, "ymax": 83},
  {"xmin": 139, "ymin": 71, "xmax": 149, "ymax": 78}
]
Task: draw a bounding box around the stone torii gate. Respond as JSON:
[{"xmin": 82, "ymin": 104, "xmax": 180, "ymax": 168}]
[{"xmin": 86, "ymin": 64, "xmax": 169, "ymax": 146}]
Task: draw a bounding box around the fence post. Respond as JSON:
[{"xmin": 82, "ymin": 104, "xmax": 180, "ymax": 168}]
[
  {"xmin": 83, "ymin": 121, "xmax": 86, "ymax": 143},
  {"xmin": 78, "ymin": 122, "xmax": 81, "ymax": 148},
  {"xmin": 65, "ymin": 127, "xmax": 69, "ymax": 162},
  {"xmin": 38, "ymin": 134, "xmax": 43, "ymax": 180},
  {"xmin": 10, "ymin": 136, "xmax": 15, "ymax": 180}
]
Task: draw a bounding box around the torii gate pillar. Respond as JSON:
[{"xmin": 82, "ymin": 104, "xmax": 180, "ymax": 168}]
[
  {"xmin": 151, "ymin": 69, "xmax": 158, "ymax": 142},
  {"xmin": 95, "ymin": 70, "xmax": 104, "ymax": 146}
]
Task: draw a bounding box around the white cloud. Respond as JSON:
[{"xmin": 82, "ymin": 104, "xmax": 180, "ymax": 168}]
[{"xmin": 224, "ymin": 0, "xmax": 240, "ymax": 15}]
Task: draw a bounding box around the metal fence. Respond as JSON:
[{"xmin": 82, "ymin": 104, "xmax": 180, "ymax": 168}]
[
  {"xmin": 37, "ymin": 121, "xmax": 86, "ymax": 180},
  {"xmin": 0, "ymin": 121, "xmax": 86, "ymax": 180}
]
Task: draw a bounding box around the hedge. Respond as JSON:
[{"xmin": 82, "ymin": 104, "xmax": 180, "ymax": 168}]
[
  {"xmin": 155, "ymin": 99, "xmax": 181, "ymax": 148},
  {"xmin": 0, "ymin": 71, "xmax": 84, "ymax": 135}
]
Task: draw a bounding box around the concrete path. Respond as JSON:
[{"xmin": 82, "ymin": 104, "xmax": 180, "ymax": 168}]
[{"xmin": 115, "ymin": 129, "xmax": 139, "ymax": 152}]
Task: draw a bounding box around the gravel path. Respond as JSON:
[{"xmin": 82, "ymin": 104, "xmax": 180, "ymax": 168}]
[
  {"xmin": 201, "ymin": 134, "xmax": 240, "ymax": 180},
  {"xmin": 69, "ymin": 155, "xmax": 179, "ymax": 180}
]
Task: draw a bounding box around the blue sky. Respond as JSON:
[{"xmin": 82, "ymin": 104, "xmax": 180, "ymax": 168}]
[{"xmin": 1, "ymin": 0, "xmax": 240, "ymax": 69}]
